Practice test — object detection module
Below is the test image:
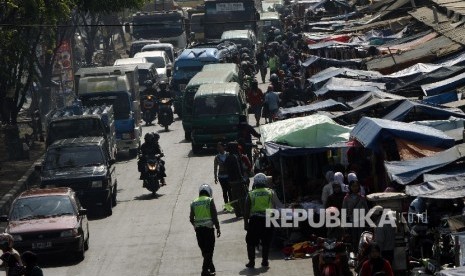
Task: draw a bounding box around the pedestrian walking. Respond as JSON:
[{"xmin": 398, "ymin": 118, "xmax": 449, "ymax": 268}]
[
  {"xmin": 21, "ymin": 251, "xmax": 43, "ymax": 276},
  {"xmin": 244, "ymin": 173, "xmax": 282, "ymax": 268},
  {"xmin": 214, "ymin": 142, "xmax": 231, "ymax": 207},
  {"xmin": 267, "ymin": 52, "xmax": 280, "ymax": 75},
  {"xmin": 342, "ymin": 179, "xmax": 368, "ymax": 254},
  {"xmin": 321, "ymin": 170, "xmax": 335, "ymax": 206},
  {"xmin": 264, "ymin": 85, "xmax": 280, "ymax": 123},
  {"xmin": 190, "ymin": 184, "xmax": 221, "ymax": 276},
  {"xmin": 256, "ymin": 46, "xmax": 268, "ymax": 83},
  {"xmin": 224, "ymin": 142, "xmax": 248, "ymax": 217},
  {"xmin": 246, "ymin": 80, "xmax": 264, "ymax": 126}
]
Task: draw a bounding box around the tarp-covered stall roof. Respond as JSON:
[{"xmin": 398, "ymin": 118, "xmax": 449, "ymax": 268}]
[
  {"xmin": 260, "ymin": 115, "xmax": 352, "ymax": 156},
  {"xmin": 382, "ymin": 100, "xmax": 465, "ymax": 122},
  {"xmin": 405, "ymin": 174, "xmax": 465, "ymax": 199},
  {"xmin": 277, "ymin": 99, "xmax": 349, "ymax": 119},
  {"xmin": 350, "ymin": 117, "xmax": 455, "ymax": 150},
  {"xmin": 421, "ymin": 71, "xmax": 465, "ymax": 96},
  {"xmin": 314, "ymin": 78, "xmax": 386, "ymax": 97},
  {"xmin": 308, "ymin": 67, "xmax": 383, "ymax": 90},
  {"xmin": 384, "ymin": 143, "xmax": 465, "ymax": 185},
  {"xmin": 302, "ymin": 55, "xmax": 364, "ymax": 69}
]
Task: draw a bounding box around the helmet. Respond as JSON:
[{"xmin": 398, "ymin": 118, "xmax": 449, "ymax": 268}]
[
  {"xmin": 325, "ymin": 206, "xmax": 339, "ymax": 217},
  {"xmin": 0, "ymin": 233, "xmax": 14, "ymax": 248},
  {"xmin": 253, "ymin": 173, "xmax": 268, "ymax": 187},
  {"xmin": 241, "ymin": 53, "xmax": 250, "ymax": 60},
  {"xmin": 152, "ymin": 132, "xmax": 160, "ymax": 142},
  {"xmin": 241, "ymin": 61, "xmax": 248, "ymax": 68},
  {"xmin": 199, "ymin": 184, "xmax": 213, "ymax": 197},
  {"xmin": 144, "ymin": 132, "xmax": 154, "ymax": 141},
  {"xmin": 274, "ymin": 29, "xmax": 281, "ymax": 35},
  {"xmin": 270, "ymin": 73, "xmax": 278, "ymax": 82},
  {"xmin": 371, "ymin": 205, "xmax": 384, "ymax": 216},
  {"xmin": 159, "ymin": 81, "xmax": 167, "ymax": 89},
  {"xmin": 267, "ymin": 85, "xmax": 274, "ymax": 91}
]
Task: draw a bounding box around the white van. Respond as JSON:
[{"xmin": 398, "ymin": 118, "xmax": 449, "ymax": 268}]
[
  {"xmin": 134, "ymin": 51, "xmax": 172, "ymax": 82},
  {"xmin": 141, "ymin": 43, "xmax": 176, "ymax": 63}
]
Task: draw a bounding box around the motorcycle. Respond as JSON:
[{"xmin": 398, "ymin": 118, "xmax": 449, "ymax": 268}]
[
  {"xmin": 141, "ymin": 153, "xmax": 164, "ymax": 196},
  {"xmin": 311, "ymin": 237, "xmax": 352, "ymax": 276},
  {"xmin": 141, "ymin": 94, "xmax": 157, "ymax": 125},
  {"xmin": 158, "ymin": 98, "xmax": 174, "ymax": 131}
]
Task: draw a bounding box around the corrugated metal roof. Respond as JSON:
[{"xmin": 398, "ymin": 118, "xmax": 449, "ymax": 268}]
[
  {"xmin": 410, "ymin": 7, "xmax": 465, "ymax": 45},
  {"xmin": 366, "ymin": 35, "xmax": 463, "ymax": 73},
  {"xmin": 433, "ymin": 0, "xmax": 465, "ymax": 17},
  {"xmin": 338, "ymin": 16, "xmax": 413, "ymax": 33}
]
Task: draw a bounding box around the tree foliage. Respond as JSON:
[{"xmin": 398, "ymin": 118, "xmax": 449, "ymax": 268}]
[{"xmin": 0, "ymin": 0, "xmax": 148, "ymax": 124}]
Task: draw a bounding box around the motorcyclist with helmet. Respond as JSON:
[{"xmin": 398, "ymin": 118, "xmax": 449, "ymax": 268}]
[
  {"xmin": 157, "ymin": 81, "xmax": 172, "ymax": 99},
  {"xmin": 190, "ymin": 184, "xmax": 221, "ymax": 276},
  {"xmin": 138, "ymin": 132, "xmax": 167, "ymax": 185}
]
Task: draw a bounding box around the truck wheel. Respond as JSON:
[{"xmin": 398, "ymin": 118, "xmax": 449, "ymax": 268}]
[
  {"xmin": 105, "ymin": 194, "xmax": 113, "ymax": 216},
  {"xmin": 184, "ymin": 131, "xmax": 191, "ymax": 141},
  {"xmin": 112, "ymin": 183, "xmax": 117, "ymax": 207},
  {"xmin": 192, "ymin": 143, "xmax": 202, "ymax": 154}
]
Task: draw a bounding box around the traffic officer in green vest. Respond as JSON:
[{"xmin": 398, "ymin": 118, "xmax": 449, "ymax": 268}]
[
  {"xmin": 244, "ymin": 173, "xmax": 282, "ymax": 268},
  {"xmin": 190, "ymin": 184, "xmax": 221, "ymax": 276}
]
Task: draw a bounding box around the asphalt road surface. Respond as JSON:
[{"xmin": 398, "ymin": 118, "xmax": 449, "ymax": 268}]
[{"xmin": 41, "ymin": 84, "xmax": 313, "ymax": 276}]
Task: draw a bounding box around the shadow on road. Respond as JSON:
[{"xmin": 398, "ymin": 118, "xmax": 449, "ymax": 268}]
[
  {"xmin": 238, "ymin": 266, "xmax": 270, "ymax": 275},
  {"xmin": 221, "ymin": 217, "xmax": 243, "ymax": 224},
  {"xmin": 38, "ymin": 254, "xmax": 83, "ymax": 268},
  {"xmin": 134, "ymin": 193, "xmax": 164, "ymax": 200}
]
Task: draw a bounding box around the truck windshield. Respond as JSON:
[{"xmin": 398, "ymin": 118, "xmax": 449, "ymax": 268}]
[
  {"xmin": 143, "ymin": 56, "xmax": 166, "ymax": 68},
  {"xmin": 81, "ymin": 93, "xmax": 130, "ymax": 120},
  {"xmin": 48, "ymin": 119, "xmax": 104, "ymax": 146},
  {"xmin": 133, "ymin": 17, "xmax": 184, "ymax": 39},
  {"xmin": 194, "ymin": 96, "xmax": 239, "ymax": 116},
  {"xmin": 44, "ymin": 146, "xmax": 105, "ymax": 170}
]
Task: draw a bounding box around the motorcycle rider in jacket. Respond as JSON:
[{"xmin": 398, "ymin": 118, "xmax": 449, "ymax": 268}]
[{"xmin": 138, "ymin": 132, "xmax": 167, "ymax": 185}]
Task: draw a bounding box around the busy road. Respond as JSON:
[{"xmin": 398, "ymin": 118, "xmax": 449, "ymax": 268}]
[{"xmin": 41, "ymin": 116, "xmax": 311, "ymax": 275}]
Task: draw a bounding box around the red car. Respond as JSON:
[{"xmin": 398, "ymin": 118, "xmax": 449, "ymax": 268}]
[{"xmin": 1, "ymin": 188, "xmax": 90, "ymax": 259}]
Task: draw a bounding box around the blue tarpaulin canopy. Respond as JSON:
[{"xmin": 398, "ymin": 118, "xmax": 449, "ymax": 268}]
[
  {"xmin": 382, "ymin": 100, "xmax": 465, "ymax": 122},
  {"xmin": 421, "ymin": 71, "xmax": 465, "ymax": 96},
  {"xmin": 384, "ymin": 143, "xmax": 465, "ymax": 185},
  {"xmin": 350, "ymin": 117, "xmax": 455, "ymax": 151}
]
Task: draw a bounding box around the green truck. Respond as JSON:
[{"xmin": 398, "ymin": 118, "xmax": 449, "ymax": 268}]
[
  {"xmin": 181, "ymin": 70, "xmax": 238, "ymax": 140},
  {"xmin": 191, "ymin": 82, "xmax": 247, "ymax": 154}
]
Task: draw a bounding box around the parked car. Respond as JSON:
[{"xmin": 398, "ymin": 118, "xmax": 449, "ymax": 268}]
[
  {"xmin": 1, "ymin": 188, "xmax": 90, "ymax": 259},
  {"xmin": 134, "ymin": 51, "xmax": 172, "ymax": 82},
  {"xmin": 38, "ymin": 137, "xmax": 117, "ymax": 216}
]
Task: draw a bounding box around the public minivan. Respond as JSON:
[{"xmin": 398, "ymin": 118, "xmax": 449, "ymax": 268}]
[
  {"xmin": 220, "ymin": 29, "xmax": 257, "ymax": 54},
  {"xmin": 181, "ymin": 70, "xmax": 237, "ymax": 140},
  {"xmin": 191, "ymin": 82, "xmax": 247, "ymax": 153}
]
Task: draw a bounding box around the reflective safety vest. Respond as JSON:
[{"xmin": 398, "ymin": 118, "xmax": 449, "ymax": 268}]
[
  {"xmin": 249, "ymin": 188, "xmax": 273, "ymax": 216},
  {"xmin": 192, "ymin": 196, "xmax": 213, "ymax": 227}
]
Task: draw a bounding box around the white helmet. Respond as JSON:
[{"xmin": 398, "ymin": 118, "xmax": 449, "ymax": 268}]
[
  {"xmin": 199, "ymin": 184, "xmax": 213, "ymax": 197},
  {"xmin": 371, "ymin": 205, "xmax": 384, "ymax": 216},
  {"xmin": 253, "ymin": 173, "xmax": 268, "ymax": 187}
]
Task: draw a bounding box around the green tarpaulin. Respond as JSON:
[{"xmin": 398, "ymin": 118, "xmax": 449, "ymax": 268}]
[{"xmin": 260, "ymin": 115, "xmax": 352, "ymax": 148}]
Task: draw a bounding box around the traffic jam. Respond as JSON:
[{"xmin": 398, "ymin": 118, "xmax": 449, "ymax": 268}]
[{"xmin": 2, "ymin": 0, "xmax": 465, "ymax": 275}]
